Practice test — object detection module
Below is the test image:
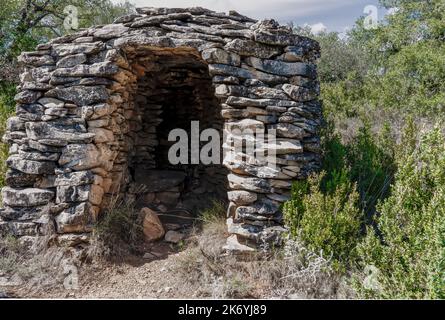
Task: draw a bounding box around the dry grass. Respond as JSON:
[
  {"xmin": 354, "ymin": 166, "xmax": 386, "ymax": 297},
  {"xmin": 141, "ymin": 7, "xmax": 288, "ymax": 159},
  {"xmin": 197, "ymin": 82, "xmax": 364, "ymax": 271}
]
[
  {"xmin": 174, "ymin": 203, "xmax": 353, "ymax": 299},
  {"xmin": 88, "ymin": 195, "xmax": 145, "ymax": 262},
  {"xmin": 0, "ymin": 232, "xmax": 81, "ymax": 296},
  {"xmin": 1, "ymin": 201, "xmax": 354, "ymax": 299}
]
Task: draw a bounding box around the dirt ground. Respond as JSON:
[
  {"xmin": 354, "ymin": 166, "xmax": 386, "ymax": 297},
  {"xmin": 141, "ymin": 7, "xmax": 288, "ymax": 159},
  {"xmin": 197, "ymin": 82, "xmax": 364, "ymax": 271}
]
[
  {"xmin": 1, "ymin": 215, "xmax": 347, "ymax": 299},
  {"xmin": 4, "ymin": 242, "xmax": 212, "ymax": 299}
]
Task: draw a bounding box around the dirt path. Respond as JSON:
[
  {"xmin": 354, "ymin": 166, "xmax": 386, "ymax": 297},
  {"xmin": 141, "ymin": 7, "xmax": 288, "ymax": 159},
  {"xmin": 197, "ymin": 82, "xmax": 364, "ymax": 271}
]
[{"xmin": 7, "ymin": 242, "xmax": 204, "ymax": 299}]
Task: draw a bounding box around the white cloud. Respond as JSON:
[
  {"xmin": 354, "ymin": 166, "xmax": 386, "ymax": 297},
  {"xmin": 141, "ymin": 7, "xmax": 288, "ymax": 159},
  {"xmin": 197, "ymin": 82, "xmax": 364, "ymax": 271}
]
[{"xmin": 309, "ymin": 22, "xmax": 327, "ymax": 34}]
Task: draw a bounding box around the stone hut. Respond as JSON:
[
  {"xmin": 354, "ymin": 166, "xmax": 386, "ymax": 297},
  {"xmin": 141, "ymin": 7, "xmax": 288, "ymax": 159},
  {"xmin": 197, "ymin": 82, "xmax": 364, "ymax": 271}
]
[{"xmin": 0, "ymin": 7, "xmax": 322, "ymax": 250}]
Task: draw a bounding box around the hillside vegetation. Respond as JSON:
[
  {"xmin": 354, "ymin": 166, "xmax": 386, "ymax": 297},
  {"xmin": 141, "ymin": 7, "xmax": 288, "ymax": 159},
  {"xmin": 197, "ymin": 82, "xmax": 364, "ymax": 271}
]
[{"xmin": 284, "ymin": 0, "xmax": 445, "ymax": 298}]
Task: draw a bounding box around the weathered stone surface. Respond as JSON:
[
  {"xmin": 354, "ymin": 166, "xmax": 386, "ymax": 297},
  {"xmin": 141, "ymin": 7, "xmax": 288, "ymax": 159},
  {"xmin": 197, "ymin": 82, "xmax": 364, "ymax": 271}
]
[
  {"xmin": 258, "ymin": 139, "xmax": 303, "ymax": 155},
  {"xmin": 38, "ymin": 97, "xmax": 65, "ymax": 109},
  {"xmin": 56, "ymin": 184, "xmax": 103, "ymax": 206},
  {"xmin": 224, "ymin": 39, "xmax": 281, "ymax": 58},
  {"xmin": 266, "ymin": 193, "xmax": 291, "ymax": 203},
  {"xmin": 225, "ymin": 119, "xmax": 264, "ymax": 132},
  {"xmin": 221, "ymin": 108, "xmax": 249, "ymax": 119},
  {"xmin": 14, "ymin": 91, "xmax": 42, "ymax": 104},
  {"xmin": 35, "ymin": 175, "xmax": 57, "ymax": 189},
  {"xmin": 228, "ymin": 173, "xmax": 270, "ymax": 193},
  {"xmin": 18, "ymin": 150, "xmax": 60, "ymax": 162},
  {"xmin": 0, "ymin": 221, "xmax": 39, "ymax": 237},
  {"xmin": 249, "ymin": 198, "xmax": 280, "ymax": 215},
  {"xmin": 20, "ymin": 66, "xmax": 54, "ymax": 84},
  {"xmin": 275, "ymin": 123, "xmax": 308, "ymax": 139},
  {"xmin": 5, "ymin": 170, "xmax": 38, "ymax": 188},
  {"xmin": 59, "ymin": 144, "xmax": 101, "ymax": 170},
  {"xmin": 55, "ymin": 202, "xmax": 92, "ymax": 233},
  {"xmin": 53, "ymin": 62, "xmax": 119, "ymax": 77},
  {"xmin": 209, "ymin": 64, "xmax": 287, "ymax": 84},
  {"xmin": 25, "ymin": 122, "xmax": 94, "ymax": 143},
  {"xmin": 7, "ymin": 155, "xmax": 56, "ymax": 175},
  {"xmin": 246, "ymin": 57, "xmax": 316, "ymax": 78},
  {"xmin": 88, "ymin": 127, "xmax": 115, "ymax": 143},
  {"xmin": 82, "ymin": 103, "xmax": 117, "ymax": 120},
  {"xmin": 46, "ymin": 86, "xmax": 109, "ymax": 106},
  {"xmin": 52, "ymin": 42, "xmax": 105, "ymax": 57},
  {"xmin": 18, "ymin": 53, "xmax": 54, "ymax": 66},
  {"xmin": 2, "ymin": 187, "xmax": 54, "ymax": 207},
  {"xmin": 131, "ymin": 12, "xmax": 193, "ymax": 27},
  {"xmin": 227, "ymin": 190, "xmax": 257, "ymax": 205},
  {"xmin": 201, "ymin": 48, "xmax": 240, "ymax": 66},
  {"xmin": 54, "ymin": 171, "xmax": 94, "ymax": 187},
  {"xmin": 141, "ymin": 207, "xmax": 165, "ymax": 242},
  {"xmin": 15, "ymin": 104, "xmax": 45, "ymax": 121},
  {"xmin": 56, "ymin": 53, "xmax": 87, "ymax": 68},
  {"xmin": 227, "ymin": 218, "xmax": 263, "ymax": 241},
  {"xmin": 225, "ymin": 161, "xmax": 283, "ymax": 179},
  {"xmin": 93, "ymin": 24, "xmax": 129, "ymax": 39},
  {"xmin": 136, "ymin": 7, "xmax": 212, "ymax": 16},
  {"xmin": 0, "ymin": 205, "xmax": 49, "ymax": 221},
  {"xmin": 225, "ymin": 96, "xmax": 298, "ymax": 108},
  {"xmin": 21, "ymin": 82, "xmax": 52, "ymax": 91},
  {"xmin": 216, "ymin": 84, "xmax": 288, "ymax": 100},
  {"xmin": 282, "ymin": 84, "xmax": 317, "ymax": 102},
  {"xmin": 6, "ymin": 117, "xmax": 25, "ymax": 132}
]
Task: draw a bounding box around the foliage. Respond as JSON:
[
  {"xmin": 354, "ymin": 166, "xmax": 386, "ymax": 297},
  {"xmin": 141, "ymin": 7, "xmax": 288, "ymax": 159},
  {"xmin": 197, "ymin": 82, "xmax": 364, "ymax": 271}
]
[
  {"xmin": 283, "ymin": 172, "xmax": 362, "ymax": 269},
  {"xmin": 308, "ymin": 0, "xmax": 445, "ymax": 120},
  {"xmin": 356, "ymin": 125, "xmax": 445, "ymax": 299},
  {"xmin": 284, "ymin": 120, "xmax": 396, "ymax": 270},
  {"xmin": 0, "ymin": 0, "xmax": 135, "ymax": 81},
  {"xmin": 0, "ymin": 81, "xmax": 16, "ymax": 188},
  {"xmin": 346, "ymin": 124, "xmax": 395, "ymax": 216},
  {"xmin": 322, "ymin": 121, "xmax": 396, "ymax": 215},
  {"xmin": 199, "ymin": 200, "xmax": 227, "ymax": 224}
]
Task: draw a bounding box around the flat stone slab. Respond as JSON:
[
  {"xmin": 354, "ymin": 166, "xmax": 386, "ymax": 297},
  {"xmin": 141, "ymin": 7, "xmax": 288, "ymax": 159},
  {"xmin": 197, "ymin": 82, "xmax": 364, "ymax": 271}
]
[{"xmin": 134, "ymin": 169, "xmax": 186, "ymax": 192}]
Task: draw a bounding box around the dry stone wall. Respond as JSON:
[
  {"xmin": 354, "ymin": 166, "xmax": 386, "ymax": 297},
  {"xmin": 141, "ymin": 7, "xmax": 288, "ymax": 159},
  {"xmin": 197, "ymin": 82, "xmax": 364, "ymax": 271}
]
[{"xmin": 0, "ymin": 7, "xmax": 322, "ymax": 250}]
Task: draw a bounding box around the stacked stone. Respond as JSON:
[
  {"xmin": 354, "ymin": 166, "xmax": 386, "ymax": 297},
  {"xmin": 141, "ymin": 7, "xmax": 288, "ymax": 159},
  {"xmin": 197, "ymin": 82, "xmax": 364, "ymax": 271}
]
[{"xmin": 0, "ymin": 7, "xmax": 321, "ymax": 249}]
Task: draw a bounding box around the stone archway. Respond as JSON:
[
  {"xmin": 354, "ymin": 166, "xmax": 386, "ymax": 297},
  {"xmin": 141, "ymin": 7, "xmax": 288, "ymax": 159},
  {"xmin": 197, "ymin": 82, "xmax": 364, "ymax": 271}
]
[{"xmin": 1, "ymin": 7, "xmax": 322, "ymax": 250}]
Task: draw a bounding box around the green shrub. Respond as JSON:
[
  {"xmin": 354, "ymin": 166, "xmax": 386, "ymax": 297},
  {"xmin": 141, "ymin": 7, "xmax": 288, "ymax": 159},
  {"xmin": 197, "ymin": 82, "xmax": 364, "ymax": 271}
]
[
  {"xmin": 321, "ymin": 120, "xmax": 396, "ymax": 215},
  {"xmin": 283, "ymin": 172, "xmax": 362, "ymax": 270},
  {"xmin": 0, "ymin": 81, "xmax": 16, "ymax": 188},
  {"xmin": 356, "ymin": 126, "xmax": 445, "ymax": 299},
  {"xmin": 346, "ymin": 124, "xmax": 396, "ymax": 217},
  {"xmin": 284, "ymin": 120, "xmax": 396, "ymax": 271}
]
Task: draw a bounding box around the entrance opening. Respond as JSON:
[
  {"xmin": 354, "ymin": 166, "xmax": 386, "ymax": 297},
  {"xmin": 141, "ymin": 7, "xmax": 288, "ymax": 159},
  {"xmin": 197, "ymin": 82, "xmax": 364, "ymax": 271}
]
[{"xmin": 123, "ymin": 47, "xmax": 228, "ymax": 217}]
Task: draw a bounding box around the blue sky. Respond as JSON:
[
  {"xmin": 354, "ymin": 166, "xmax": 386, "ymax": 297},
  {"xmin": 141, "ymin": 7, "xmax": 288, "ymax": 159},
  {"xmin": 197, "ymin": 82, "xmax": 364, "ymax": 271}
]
[{"xmin": 118, "ymin": 0, "xmax": 385, "ymax": 32}]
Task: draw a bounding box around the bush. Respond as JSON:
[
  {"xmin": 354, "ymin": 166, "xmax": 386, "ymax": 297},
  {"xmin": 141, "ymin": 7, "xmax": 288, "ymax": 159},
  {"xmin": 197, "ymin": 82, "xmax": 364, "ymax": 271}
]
[
  {"xmin": 0, "ymin": 81, "xmax": 16, "ymax": 188},
  {"xmin": 356, "ymin": 126, "xmax": 445, "ymax": 299},
  {"xmin": 283, "ymin": 172, "xmax": 362, "ymax": 270},
  {"xmin": 283, "ymin": 119, "xmax": 397, "ymax": 270},
  {"xmin": 347, "ymin": 124, "xmax": 396, "ymax": 217}
]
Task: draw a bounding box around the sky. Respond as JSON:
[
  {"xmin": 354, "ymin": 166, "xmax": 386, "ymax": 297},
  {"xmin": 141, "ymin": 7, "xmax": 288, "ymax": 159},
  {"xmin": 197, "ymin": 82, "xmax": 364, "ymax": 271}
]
[{"xmin": 115, "ymin": 0, "xmax": 386, "ymax": 33}]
